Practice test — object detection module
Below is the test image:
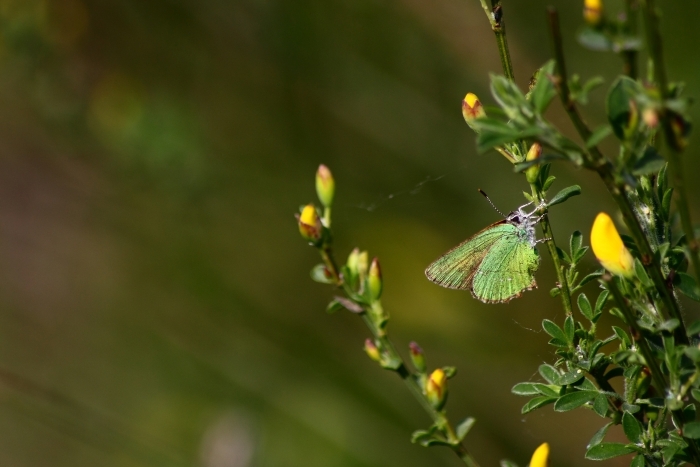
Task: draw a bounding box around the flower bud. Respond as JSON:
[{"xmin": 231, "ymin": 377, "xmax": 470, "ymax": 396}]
[
  {"xmin": 364, "ymin": 338, "xmax": 381, "ymax": 363},
  {"xmin": 409, "ymin": 342, "xmax": 426, "ymax": 373},
  {"xmin": 529, "ymin": 443, "xmax": 550, "ymax": 467},
  {"xmin": 583, "ymin": 0, "xmax": 603, "ymax": 26},
  {"xmin": 368, "ymin": 257, "xmax": 383, "ymax": 301},
  {"xmin": 590, "ymin": 212, "xmax": 634, "ymax": 278},
  {"xmin": 642, "ymin": 107, "xmax": 659, "ymax": 129},
  {"xmin": 297, "ymin": 204, "xmax": 323, "ymax": 245},
  {"xmin": 346, "ymin": 248, "xmax": 360, "ymax": 277},
  {"xmin": 525, "ymin": 142, "xmax": 542, "ymax": 184},
  {"xmin": 425, "ymin": 368, "xmax": 448, "ymax": 410},
  {"xmin": 357, "ymin": 250, "xmax": 369, "ymax": 281},
  {"xmin": 462, "ymin": 93, "xmax": 486, "ymax": 131},
  {"xmin": 315, "ymin": 164, "xmax": 335, "ymax": 208}
]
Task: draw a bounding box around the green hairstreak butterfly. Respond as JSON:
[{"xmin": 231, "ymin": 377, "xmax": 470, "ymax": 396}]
[{"xmin": 425, "ymin": 191, "xmax": 544, "ymax": 303}]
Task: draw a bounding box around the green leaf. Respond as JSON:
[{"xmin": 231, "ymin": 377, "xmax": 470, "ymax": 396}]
[
  {"xmin": 500, "ymin": 460, "xmax": 518, "ymax": 467},
  {"xmin": 632, "ymin": 146, "xmax": 666, "ymax": 175},
  {"xmin": 684, "ymin": 346, "xmax": 700, "ymax": 363},
  {"xmin": 570, "ymin": 231, "xmax": 583, "ymax": 257},
  {"xmin": 311, "ymin": 264, "xmax": 335, "ymax": 284},
  {"xmin": 564, "ymin": 316, "xmax": 575, "ymax": 343},
  {"xmin": 585, "ymin": 443, "xmax": 635, "ymax": 460},
  {"xmin": 593, "ymin": 394, "xmax": 608, "ymax": 417},
  {"xmin": 443, "ymin": 366, "xmax": 457, "ymax": 378},
  {"xmin": 542, "ymin": 320, "xmax": 569, "ymax": 345},
  {"xmin": 659, "ymin": 319, "xmax": 680, "ymax": 332},
  {"xmin": 554, "ymin": 390, "xmax": 598, "ymax": 412},
  {"xmin": 586, "ymin": 125, "xmax": 612, "ymax": 148},
  {"xmin": 662, "ymin": 188, "xmax": 674, "ymax": 221},
  {"xmin": 538, "ymin": 364, "xmax": 560, "ymax": 385},
  {"xmin": 542, "ymin": 175, "xmax": 556, "ymax": 192},
  {"xmin": 521, "ymin": 396, "xmax": 557, "ymax": 414},
  {"xmin": 687, "ymin": 320, "xmax": 700, "ymax": 336},
  {"xmin": 622, "ymin": 412, "xmax": 643, "ymax": 444},
  {"xmin": 691, "ymin": 388, "xmax": 700, "ymax": 402},
  {"xmin": 548, "ymin": 185, "xmax": 582, "ymax": 207},
  {"xmin": 612, "ymin": 326, "xmax": 632, "ymax": 347},
  {"xmin": 577, "ymin": 27, "xmax": 613, "ymax": 52},
  {"xmin": 578, "ymin": 293, "xmax": 594, "ymax": 321},
  {"xmin": 634, "ymin": 258, "xmax": 653, "ymax": 289},
  {"xmin": 512, "ymin": 383, "xmax": 540, "ymax": 396},
  {"xmin": 455, "ymin": 417, "xmax": 476, "ymax": 441},
  {"xmin": 326, "ymin": 299, "xmax": 345, "ymax": 313},
  {"xmin": 558, "ymin": 370, "xmax": 584, "ymax": 385},
  {"xmin": 578, "ymin": 270, "xmax": 604, "ymax": 289},
  {"xmin": 550, "ymin": 287, "xmax": 561, "ymax": 297},
  {"xmin": 674, "ymin": 272, "xmax": 700, "ymax": 301},
  {"xmin": 530, "ymin": 60, "xmax": 557, "ymax": 114},
  {"xmin": 682, "ymin": 421, "xmax": 700, "ymax": 439},
  {"xmin": 588, "ymin": 422, "xmax": 613, "ymax": 448},
  {"xmin": 630, "ymin": 454, "xmax": 645, "ymax": 467},
  {"xmin": 606, "ymin": 76, "xmax": 641, "ymax": 140}
]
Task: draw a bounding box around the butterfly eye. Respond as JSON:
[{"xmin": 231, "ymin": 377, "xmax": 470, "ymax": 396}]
[{"xmin": 510, "ymin": 215, "xmax": 521, "ymax": 223}]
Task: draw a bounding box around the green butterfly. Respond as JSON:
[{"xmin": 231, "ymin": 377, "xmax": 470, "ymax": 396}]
[{"xmin": 425, "ymin": 193, "xmax": 545, "ymax": 303}]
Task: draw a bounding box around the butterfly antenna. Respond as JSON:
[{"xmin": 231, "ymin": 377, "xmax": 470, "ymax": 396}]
[{"xmin": 478, "ymin": 189, "xmax": 506, "ymax": 217}]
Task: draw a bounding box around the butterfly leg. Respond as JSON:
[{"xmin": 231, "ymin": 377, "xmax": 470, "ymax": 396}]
[{"xmin": 535, "ymin": 237, "xmax": 552, "ymax": 245}]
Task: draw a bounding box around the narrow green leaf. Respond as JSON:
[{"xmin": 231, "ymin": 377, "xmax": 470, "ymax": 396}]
[
  {"xmin": 542, "ymin": 175, "xmax": 556, "ymax": 192},
  {"xmin": 554, "ymin": 390, "xmax": 598, "ymax": 412},
  {"xmin": 682, "ymin": 421, "xmax": 700, "ymax": 439},
  {"xmin": 588, "ymin": 422, "xmax": 613, "ymax": 448},
  {"xmin": 691, "ymin": 388, "xmax": 700, "ymax": 402},
  {"xmin": 662, "ymin": 188, "xmax": 674, "ymax": 221},
  {"xmin": 443, "ymin": 366, "xmax": 457, "ymax": 378},
  {"xmin": 578, "ymin": 293, "xmax": 594, "ymax": 321},
  {"xmin": 674, "ymin": 272, "xmax": 700, "ymax": 301},
  {"xmin": 606, "ymin": 76, "xmax": 641, "ymax": 140},
  {"xmin": 530, "ymin": 60, "xmax": 557, "ymax": 114},
  {"xmin": 326, "ymin": 299, "xmax": 345, "ymax": 314},
  {"xmin": 570, "ymin": 230, "xmax": 583, "ymax": 257},
  {"xmin": 512, "ymin": 382, "xmax": 540, "ymax": 396},
  {"xmin": 521, "ymin": 396, "xmax": 557, "ymax": 414},
  {"xmin": 542, "ymin": 320, "xmax": 568, "ymax": 344},
  {"xmin": 633, "ymin": 258, "xmax": 653, "ymax": 289},
  {"xmin": 630, "ymin": 454, "xmax": 645, "ymax": 467},
  {"xmin": 586, "ymin": 125, "xmax": 612, "ymax": 148},
  {"xmin": 593, "ymin": 394, "xmax": 608, "ymax": 417},
  {"xmin": 455, "ymin": 417, "xmax": 476, "ymax": 441},
  {"xmin": 632, "ymin": 146, "xmax": 666, "ymax": 175},
  {"xmin": 622, "ymin": 412, "xmax": 642, "ymax": 444},
  {"xmin": 558, "ymin": 370, "xmax": 584, "ymax": 385},
  {"xmin": 538, "ymin": 364, "xmax": 560, "ymax": 385},
  {"xmin": 687, "ymin": 320, "xmax": 700, "ymax": 336},
  {"xmin": 612, "ymin": 326, "xmax": 632, "ymax": 347},
  {"xmin": 548, "ymin": 185, "xmax": 582, "ymax": 207},
  {"xmin": 550, "ymin": 287, "xmax": 561, "ymax": 297},
  {"xmin": 659, "ymin": 319, "xmax": 680, "ymax": 332},
  {"xmin": 585, "ymin": 443, "xmax": 635, "ymax": 460},
  {"xmin": 595, "ymin": 289, "xmax": 609, "ymax": 313},
  {"xmin": 564, "ymin": 316, "xmax": 575, "ymax": 344}
]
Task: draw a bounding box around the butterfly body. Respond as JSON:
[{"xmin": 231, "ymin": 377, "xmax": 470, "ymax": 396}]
[{"xmin": 425, "ymin": 205, "xmax": 541, "ymax": 303}]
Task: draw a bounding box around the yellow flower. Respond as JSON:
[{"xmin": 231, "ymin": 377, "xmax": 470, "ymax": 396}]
[
  {"xmin": 583, "ymin": 0, "xmax": 603, "ymax": 26},
  {"xmin": 525, "ymin": 142, "xmax": 542, "ymax": 184},
  {"xmin": 426, "ymin": 368, "xmax": 448, "ymax": 410},
  {"xmin": 529, "ymin": 443, "xmax": 550, "ymax": 467},
  {"xmin": 590, "ymin": 212, "xmax": 634, "ymax": 278},
  {"xmin": 462, "ymin": 93, "xmax": 486, "ymax": 131},
  {"xmin": 297, "ymin": 204, "xmax": 323, "ymax": 245}
]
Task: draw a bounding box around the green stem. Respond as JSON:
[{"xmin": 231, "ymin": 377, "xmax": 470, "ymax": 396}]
[
  {"xmin": 641, "ymin": 0, "xmax": 700, "ymax": 282},
  {"xmin": 478, "ymin": 2, "xmax": 573, "ymax": 314},
  {"xmin": 546, "ymin": 7, "xmax": 688, "ymax": 345},
  {"xmin": 607, "ymin": 277, "xmax": 700, "ymax": 465},
  {"xmin": 622, "ymin": 0, "xmax": 638, "ymax": 79},
  {"xmin": 360, "ymin": 313, "xmax": 481, "ymax": 467},
  {"xmin": 531, "ymin": 184, "xmax": 573, "ymax": 315},
  {"xmin": 479, "ymin": 0, "xmax": 515, "ymax": 82}
]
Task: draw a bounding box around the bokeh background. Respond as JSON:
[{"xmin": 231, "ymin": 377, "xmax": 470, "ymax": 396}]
[{"xmin": 0, "ymin": 0, "xmax": 699, "ymax": 466}]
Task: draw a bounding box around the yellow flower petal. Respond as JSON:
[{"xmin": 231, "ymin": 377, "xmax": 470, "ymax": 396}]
[
  {"xmin": 583, "ymin": 0, "xmax": 603, "ymax": 25},
  {"xmin": 590, "ymin": 212, "xmax": 634, "ymax": 278},
  {"xmin": 529, "ymin": 443, "xmax": 549, "ymax": 467}
]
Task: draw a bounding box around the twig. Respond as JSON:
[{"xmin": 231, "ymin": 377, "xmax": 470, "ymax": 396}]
[
  {"xmin": 640, "ymin": 0, "xmax": 700, "ymax": 281},
  {"xmin": 546, "ymin": 7, "xmax": 688, "ymax": 344}
]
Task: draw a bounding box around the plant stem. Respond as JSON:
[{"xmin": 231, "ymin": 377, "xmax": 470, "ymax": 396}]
[
  {"xmin": 320, "ymin": 247, "xmax": 341, "ymax": 285},
  {"xmin": 640, "ymin": 0, "xmax": 700, "ymax": 281},
  {"xmin": 531, "ymin": 184, "xmax": 573, "ymax": 315},
  {"xmin": 478, "ymin": 1, "xmax": 573, "ymax": 314},
  {"xmin": 360, "ymin": 313, "xmax": 481, "ymax": 467},
  {"xmin": 546, "ymin": 7, "xmax": 688, "ymax": 345},
  {"xmin": 622, "ymin": 0, "xmax": 638, "ymax": 79},
  {"xmin": 479, "ymin": 0, "xmax": 515, "ymax": 81},
  {"xmin": 607, "ymin": 276, "xmax": 700, "ymax": 465}
]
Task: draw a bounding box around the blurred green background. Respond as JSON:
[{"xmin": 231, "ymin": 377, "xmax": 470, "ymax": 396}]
[{"xmin": 0, "ymin": 0, "xmax": 699, "ymax": 466}]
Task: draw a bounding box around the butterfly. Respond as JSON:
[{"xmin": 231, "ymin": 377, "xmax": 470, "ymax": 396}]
[{"xmin": 425, "ymin": 191, "xmax": 545, "ymax": 304}]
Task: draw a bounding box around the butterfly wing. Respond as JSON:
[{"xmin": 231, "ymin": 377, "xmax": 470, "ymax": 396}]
[
  {"xmin": 425, "ymin": 221, "xmax": 510, "ymax": 290},
  {"xmin": 470, "ymin": 229, "xmax": 540, "ymax": 303}
]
